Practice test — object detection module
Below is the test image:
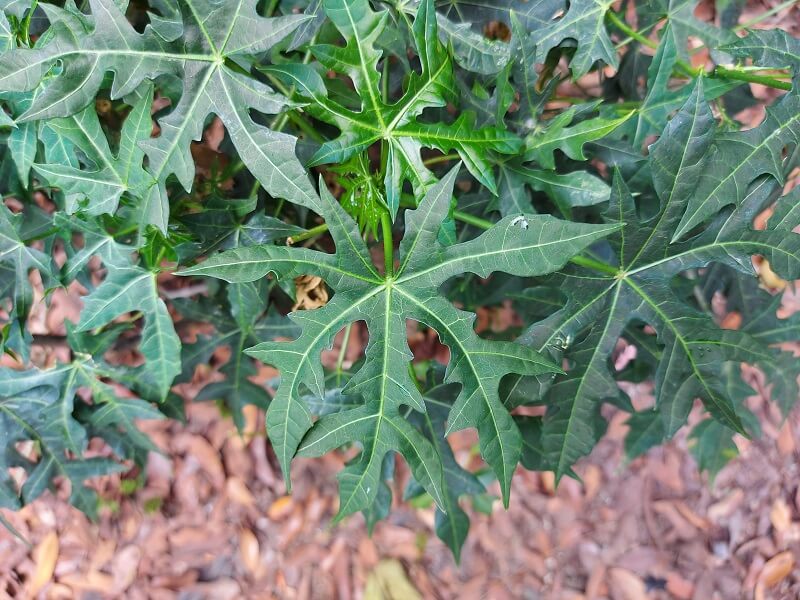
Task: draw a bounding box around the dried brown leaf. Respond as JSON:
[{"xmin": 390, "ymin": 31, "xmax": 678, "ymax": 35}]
[
  {"xmin": 770, "ymin": 499, "xmax": 792, "ymax": 534},
  {"xmin": 292, "ymin": 275, "xmax": 329, "ymax": 311},
  {"xmin": 608, "ymin": 567, "xmax": 648, "ymax": 600},
  {"xmin": 239, "ymin": 528, "xmax": 261, "ymax": 577},
  {"xmin": 29, "ymin": 531, "xmax": 59, "ymax": 597},
  {"xmin": 363, "ymin": 560, "xmax": 422, "ymax": 600},
  {"xmin": 267, "ymin": 495, "xmax": 294, "ymax": 521},
  {"xmin": 758, "ymin": 550, "xmax": 794, "ymax": 587}
]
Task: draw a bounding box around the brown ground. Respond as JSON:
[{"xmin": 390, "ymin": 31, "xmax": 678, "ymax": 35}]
[{"xmin": 1, "ymin": 286, "xmax": 799, "ymax": 600}]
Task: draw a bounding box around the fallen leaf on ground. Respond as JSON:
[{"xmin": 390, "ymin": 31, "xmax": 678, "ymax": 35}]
[
  {"xmin": 759, "ymin": 551, "xmax": 794, "ymax": 587},
  {"xmin": 239, "ymin": 528, "xmax": 261, "ymax": 577},
  {"xmin": 292, "ymin": 275, "xmax": 329, "ymax": 311},
  {"xmin": 268, "ymin": 495, "xmax": 294, "ymax": 521},
  {"xmin": 608, "ymin": 567, "xmax": 648, "ymax": 600},
  {"xmin": 770, "ymin": 499, "xmax": 792, "ymax": 534},
  {"xmin": 364, "ymin": 560, "xmax": 422, "ymax": 600},
  {"xmin": 28, "ymin": 531, "xmax": 59, "ymax": 596}
]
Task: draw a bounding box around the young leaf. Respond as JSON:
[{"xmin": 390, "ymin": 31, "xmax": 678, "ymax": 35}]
[{"xmin": 266, "ymin": 0, "xmax": 521, "ymax": 216}]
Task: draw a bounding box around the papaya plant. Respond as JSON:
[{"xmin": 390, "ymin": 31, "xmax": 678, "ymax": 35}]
[{"xmin": 0, "ymin": 0, "xmax": 799, "ymax": 560}]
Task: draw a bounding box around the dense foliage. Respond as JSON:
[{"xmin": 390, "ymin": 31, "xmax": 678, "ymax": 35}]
[{"xmin": 1, "ymin": 0, "xmax": 799, "ymax": 559}]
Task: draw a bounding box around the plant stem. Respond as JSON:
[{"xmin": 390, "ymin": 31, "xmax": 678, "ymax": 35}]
[
  {"xmin": 335, "ymin": 323, "xmax": 352, "ymax": 385},
  {"xmin": 422, "ymin": 153, "xmax": 461, "ymax": 167},
  {"xmin": 282, "ymin": 209, "xmax": 621, "ymax": 276},
  {"xmin": 381, "ymin": 212, "xmax": 394, "ymax": 276},
  {"xmin": 21, "ymin": 0, "xmax": 38, "ymax": 46},
  {"xmin": 452, "ymin": 209, "xmax": 492, "ymax": 230},
  {"xmin": 264, "ymin": 0, "xmax": 280, "ymax": 16},
  {"xmin": 606, "ymin": 12, "xmax": 700, "ymax": 79},
  {"xmin": 713, "ymin": 65, "xmax": 793, "ymax": 91},
  {"xmin": 263, "ymin": 71, "xmax": 325, "ymax": 143},
  {"xmin": 614, "ymin": 21, "xmax": 659, "ymax": 50},
  {"xmin": 288, "ymin": 222, "xmax": 328, "ymax": 244},
  {"xmin": 407, "ymin": 363, "xmax": 424, "ymax": 393},
  {"xmin": 286, "ymin": 110, "xmax": 325, "ymax": 142},
  {"xmin": 250, "ymin": 179, "xmax": 262, "ymax": 199},
  {"xmin": 270, "ymin": 42, "xmax": 317, "ymax": 131},
  {"xmin": 606, "ymin": 11, "xmax": 657, "ymax": 49},
  {"xmin": 605, "ymin": 11, "xmax": 792, "ymax": 90},
  {"xmin": 569, "ymin": 255, "xmax": 620, "ymax": 275}
]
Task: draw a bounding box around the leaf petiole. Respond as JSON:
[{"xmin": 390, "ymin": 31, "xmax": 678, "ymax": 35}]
[
  {"xmin": 606, "ymin": 11, "xmax": 792, "ymax": 91},
  {"xmin": 381, "ymin": 211, "xmax": 394, "ymax": 276}
]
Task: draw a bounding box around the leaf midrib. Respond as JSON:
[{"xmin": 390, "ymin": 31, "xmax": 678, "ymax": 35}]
[
  {"xmin": 336, "ymin": 285, "xmax": 393, "ymax": 516},
  {"xmin": 393, "ymin": 286, "xmax": 510, "ymax": 492},
  {"xmin": 623, "ymin": 277, "xmax": 742, "ymax": 429},
  {"xmin": 395, "ymin": 226, "xmax": 617, "ymax": 286},
  {"xmin": 342, "ymin": 2, "xmax": 387, "ymax": 131},
  {"xmin": 552, "ymin": 282, "xmax": 622, "ymax": 478},
  {"xmin": 676, "ymin": 108, "xmax": 800, "ymax": 238}
]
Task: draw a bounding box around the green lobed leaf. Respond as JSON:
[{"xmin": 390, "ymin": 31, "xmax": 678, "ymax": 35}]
[
  {"xmin": 517, "ymin": 81, "xmax": 800, "ymax": 480},
  {"xmin": 178, "ymin": 164, "xmax": 619, "ymax": 509},
  {"xmin": 0, "ymin": 358, "xmax": 161, "ymax": 515},
  {"xmin": 1, "ymin": 0, "xmax": 321, "ymax": 231}
]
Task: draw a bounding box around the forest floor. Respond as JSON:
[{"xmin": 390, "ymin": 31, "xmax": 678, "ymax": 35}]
[
  {"xmin": 2, "ymin": 318, "xmax": 800, "ymax": 600},
  {"xmin": 2, "ymin": 0, "xmax": 800, "ymax": 598}
]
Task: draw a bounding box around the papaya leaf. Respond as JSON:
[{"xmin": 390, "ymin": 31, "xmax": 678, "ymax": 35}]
[{"xmin": 178, "ymin": 164, "xmax": 620, "ymax": 510}]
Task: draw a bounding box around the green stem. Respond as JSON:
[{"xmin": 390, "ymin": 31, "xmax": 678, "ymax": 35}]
[
  {"xmin": 250, "ymin": 179, "xmax": 262, "ymax": 199},
  {"xmin": 407, "ymin": 363, "xmax": 424, "ymax": 394},
  {"xmin": 154, "ymin": 246, "xmax": 168, "ymax": 270},
  {"xmin": 335, "ymin": 323, "xmax": 353, "ymax": 386},
  {"xmin": 21, "ymin": 0, "xmax": 38, "ymax": 46},
  {"xmin": 606, "ymin": 11, "xmax": 657, "ymax": 49},
  {"xmin": 614, "ymin": 21, "xmax": 659, "ymax": 50},
  {"xmin": 263, "ymin": 0, "xmax": 280, "ymax": 16},
  {"xmin": 381, "ymin": 53, "xmax": 391, "ymax": 103},
  {"xmin": 286, "ymin": 110, "xmax": 325, "ymax": 143},
  {"xmin": 113, "ymin": 223, "xmax": 140, "ymax": 238},
  {"xmin": 452, "ymin": 209, "xmax": 492, "ymax": 230},
  {"xmin": 381, "ymin": 212, "xmax": 394, "ymax": 276},
  {"xmin": 712, "ymin": 65, "xmax": 793, "ymax": 91},
  {"xmin": 422, "ymin": 153, "xmax": 461, "ymax": 167},
  {"xmin": 263, "ymin": 71, "xmax": 325, "ymax": 143},
  {"xmin": 269, "ymin": 42, "xmax": 317, "ymax": 131},
  {"xmin": 281, "ymin": 209, "xmax": 620, "ymax": 276},
  {"xmin": 569, "ymin": 255, "xmax": 619, "ymax": 276},
  {"xmin": 606, "ymin": 11, "xmax": 700, "ymax": 78},
  {"xmin": 606, "ymin": 11, "xmax": 792, "ymax": 90},
  {"xmin": 289, "ymin": 222, "xmax": 328, "ymax": 244}
]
